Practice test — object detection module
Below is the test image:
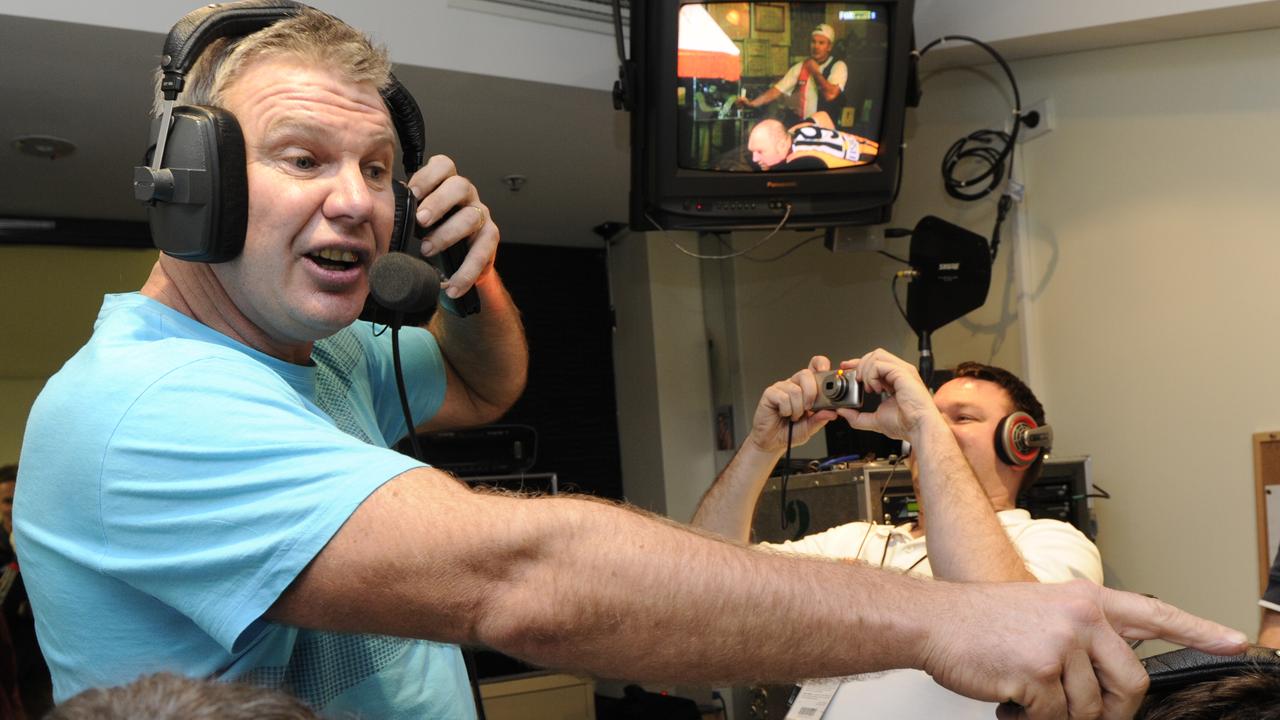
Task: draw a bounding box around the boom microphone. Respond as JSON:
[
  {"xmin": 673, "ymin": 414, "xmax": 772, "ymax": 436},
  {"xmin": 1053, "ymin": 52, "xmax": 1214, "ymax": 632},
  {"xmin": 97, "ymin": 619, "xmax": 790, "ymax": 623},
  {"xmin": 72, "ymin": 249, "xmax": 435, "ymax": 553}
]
[
  {"xmin": 368, "ymin": 252, "xmax": 441, "ymax": 327},
  {"xmin": 903, "ymin": 215, "xmax": 992, "ymax": 383}
]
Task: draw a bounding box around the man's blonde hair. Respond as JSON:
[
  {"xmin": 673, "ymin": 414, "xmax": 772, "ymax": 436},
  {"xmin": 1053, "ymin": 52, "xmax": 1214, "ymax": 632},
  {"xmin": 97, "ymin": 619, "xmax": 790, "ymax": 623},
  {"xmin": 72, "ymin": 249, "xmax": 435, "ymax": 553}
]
[
  {"xmin": 152, "ymin": 6, "xmax": 391, "ymax": 116},
  {"xmin": 47, "ymin": 673, "xmax": 321, "ymax": 720}
]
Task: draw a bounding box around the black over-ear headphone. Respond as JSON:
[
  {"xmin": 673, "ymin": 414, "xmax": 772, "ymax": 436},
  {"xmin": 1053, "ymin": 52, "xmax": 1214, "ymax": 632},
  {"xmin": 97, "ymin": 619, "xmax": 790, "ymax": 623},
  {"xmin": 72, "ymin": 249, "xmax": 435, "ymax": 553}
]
[
  {"xmin": 994, "ymin": 411, "xmax": 1053, "ymax": 468},
  {"xmin": 132, "ymin": 0, "xmax": 478, "ymax": 326}
]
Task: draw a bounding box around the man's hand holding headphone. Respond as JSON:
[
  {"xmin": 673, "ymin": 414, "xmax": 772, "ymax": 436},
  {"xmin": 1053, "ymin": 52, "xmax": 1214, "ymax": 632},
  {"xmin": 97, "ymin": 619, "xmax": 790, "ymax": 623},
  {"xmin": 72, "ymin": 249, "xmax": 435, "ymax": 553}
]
[{"xmin": 406, "ymin": 155, "xmax": 499, "ymax": 300}]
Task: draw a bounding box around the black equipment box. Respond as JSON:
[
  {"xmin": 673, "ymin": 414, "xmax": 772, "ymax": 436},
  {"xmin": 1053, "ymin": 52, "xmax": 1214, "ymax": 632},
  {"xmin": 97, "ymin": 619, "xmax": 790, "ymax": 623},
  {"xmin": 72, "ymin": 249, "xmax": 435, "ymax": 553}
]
[{"xmin": 752, "ymin": 456, "xmax": 1096, "ymax": 544}]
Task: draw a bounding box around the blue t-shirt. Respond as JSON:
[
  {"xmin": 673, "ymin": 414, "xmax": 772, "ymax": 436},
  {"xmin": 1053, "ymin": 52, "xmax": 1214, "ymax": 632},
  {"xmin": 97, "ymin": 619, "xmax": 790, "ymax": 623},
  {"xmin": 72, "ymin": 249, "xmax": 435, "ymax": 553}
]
[{"xmin": 15, "ymin": 293, "xmax": 477, "ymax": 718}]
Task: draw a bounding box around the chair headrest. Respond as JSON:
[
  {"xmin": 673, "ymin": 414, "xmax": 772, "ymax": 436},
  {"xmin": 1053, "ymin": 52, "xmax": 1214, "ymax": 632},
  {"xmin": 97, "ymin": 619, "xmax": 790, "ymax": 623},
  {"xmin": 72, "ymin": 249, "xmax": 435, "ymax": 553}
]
[{"xmin": 1143, "ymin": 644, "xmax": 1280, "ymax": 693}]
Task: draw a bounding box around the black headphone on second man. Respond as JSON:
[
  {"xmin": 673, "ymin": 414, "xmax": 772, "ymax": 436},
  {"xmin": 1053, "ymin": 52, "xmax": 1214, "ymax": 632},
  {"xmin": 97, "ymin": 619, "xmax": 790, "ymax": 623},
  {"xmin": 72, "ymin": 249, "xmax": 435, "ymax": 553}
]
[{"xmin": 132, "ymin": 0, "xmax": 478, "ymax": 326}]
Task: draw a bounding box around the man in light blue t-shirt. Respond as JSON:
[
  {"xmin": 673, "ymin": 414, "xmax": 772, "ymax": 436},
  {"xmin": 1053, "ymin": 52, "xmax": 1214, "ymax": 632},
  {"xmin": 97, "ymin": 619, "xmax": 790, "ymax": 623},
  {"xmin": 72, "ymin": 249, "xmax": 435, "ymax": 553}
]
[
  {"xmin": 15, "ymin": 4, "xmax": 1250, "ymax": 719},
  {"xmin": 16, "ymin": 6, "xmax": 525, "ymax": 718}
]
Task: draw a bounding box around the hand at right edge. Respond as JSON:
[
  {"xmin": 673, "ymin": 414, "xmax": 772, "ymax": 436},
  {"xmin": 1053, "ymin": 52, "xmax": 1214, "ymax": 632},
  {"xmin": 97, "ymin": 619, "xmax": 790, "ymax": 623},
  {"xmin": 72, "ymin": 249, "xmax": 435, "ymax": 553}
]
[{"xmin": 913, "ymin": 580, "xmax": 1248, "ymax": 720}]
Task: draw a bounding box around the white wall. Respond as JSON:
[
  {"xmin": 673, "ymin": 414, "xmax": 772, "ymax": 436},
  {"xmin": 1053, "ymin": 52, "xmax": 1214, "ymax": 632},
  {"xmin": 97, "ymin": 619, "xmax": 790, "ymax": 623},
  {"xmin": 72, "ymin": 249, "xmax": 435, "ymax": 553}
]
[
  {"xmin": 0, "ymin": 245, "xmax": 158, "ymax": 463},
  {"xmin": 718, "ymin": 25, "xmax": 1280, "ymax": 642},
  {"xmin": 0, "ymin": 0, "xmax": 620, "ymax": 91},
  {"xmin": 608, "ymin": 235, "xmax": 668, "ymax": 514},
  {"xmin": 610, "ymin": 232, "xmax": 719, "ymax": 524},
  {"xmin": 707, "ymin": 57, "xmax": 1032, "ymax": 460},
  {"xmin": 914, "ymin": 0, "xmax": 1280, "ymax": 46},
  {"xmin": 5, "ymin": 0, "xmax": 1276, "ymax": 645},
  {"xmin": 8, "ymin": 0, "xmax": 1277, "ymax": 95},
  {"xmin": 1011, "ymin": 26, "xmax": 1280, "ymax": 640}
]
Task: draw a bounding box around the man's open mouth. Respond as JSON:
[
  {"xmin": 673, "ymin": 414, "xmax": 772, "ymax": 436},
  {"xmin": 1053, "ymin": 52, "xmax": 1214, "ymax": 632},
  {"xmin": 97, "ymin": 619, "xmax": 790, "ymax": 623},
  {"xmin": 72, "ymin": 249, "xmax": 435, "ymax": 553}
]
[{"xmin": 308, "ymin": 248, "xmax": 360, "ymax": 272}]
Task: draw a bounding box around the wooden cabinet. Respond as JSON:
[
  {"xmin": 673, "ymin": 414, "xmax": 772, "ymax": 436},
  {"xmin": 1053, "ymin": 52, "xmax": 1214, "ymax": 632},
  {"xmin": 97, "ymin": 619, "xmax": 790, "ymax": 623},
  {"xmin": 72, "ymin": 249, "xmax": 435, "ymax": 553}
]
[{"xmin": 480, "ymin": 673, "xmax": 596, "ymax": 720}]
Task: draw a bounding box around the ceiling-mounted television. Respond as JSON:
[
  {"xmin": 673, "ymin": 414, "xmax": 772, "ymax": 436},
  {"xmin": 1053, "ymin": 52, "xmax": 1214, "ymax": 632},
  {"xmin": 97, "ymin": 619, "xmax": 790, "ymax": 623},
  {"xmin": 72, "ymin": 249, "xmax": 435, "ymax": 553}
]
[{"xmin": 628, "ymin": 0, "xmax": 916, "ymax": 231}]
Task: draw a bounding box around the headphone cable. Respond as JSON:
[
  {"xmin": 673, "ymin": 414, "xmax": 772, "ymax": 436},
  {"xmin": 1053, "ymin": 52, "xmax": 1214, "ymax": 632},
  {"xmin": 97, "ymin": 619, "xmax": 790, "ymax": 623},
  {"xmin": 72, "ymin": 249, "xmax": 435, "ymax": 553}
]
[
  {"xmin": 917, "ymin": 35, "xmax": 1026, "ymax": 265},
  {"xmin": 780, "ymin": 420, "xmax": 795, "ymax": 530},
  {"xmin": 391, "ymin": 322, "xmax": 424, "ymax": 462},
  {"xmin": 392, "ymin": 320, "xmax": 488, "ymax": 720}
]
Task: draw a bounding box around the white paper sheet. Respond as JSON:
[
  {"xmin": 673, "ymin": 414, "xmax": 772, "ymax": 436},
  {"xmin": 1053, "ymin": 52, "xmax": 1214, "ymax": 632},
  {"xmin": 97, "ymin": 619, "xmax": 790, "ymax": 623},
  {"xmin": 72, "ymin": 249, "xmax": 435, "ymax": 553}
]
[{"xmin": 821, "ymin": 669, "xmax": 996, "ymax": 719}]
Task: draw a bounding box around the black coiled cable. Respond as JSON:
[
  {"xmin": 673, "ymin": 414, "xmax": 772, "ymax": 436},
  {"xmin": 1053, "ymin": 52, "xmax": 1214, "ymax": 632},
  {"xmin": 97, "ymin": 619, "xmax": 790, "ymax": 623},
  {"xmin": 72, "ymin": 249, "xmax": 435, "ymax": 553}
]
[
  {"xmin": 940, "ymin": 127, "xmax": 1014, "ymax": 202},
  {"xmin": 918, "ymin": 35, "xmax": 1025, "ymax": 263}
]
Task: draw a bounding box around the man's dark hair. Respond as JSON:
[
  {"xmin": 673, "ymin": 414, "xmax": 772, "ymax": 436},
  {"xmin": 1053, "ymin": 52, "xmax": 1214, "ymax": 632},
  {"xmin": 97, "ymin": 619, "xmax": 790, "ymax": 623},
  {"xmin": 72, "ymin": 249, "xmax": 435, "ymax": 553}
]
[
  {"xmin": 0, "ymin": 465, "xmax": 15, "ymax": 484},
  {"xmin": 1136, "ymin": 670, "xmax": 1280, "ymax": 720},
  {"xmin": 952, "ymin": 362, "xmax": 1047, "ymax": 491},
  {"xmin": 45, "ymin": 673, "xmax": 321, "ymax": 720}
]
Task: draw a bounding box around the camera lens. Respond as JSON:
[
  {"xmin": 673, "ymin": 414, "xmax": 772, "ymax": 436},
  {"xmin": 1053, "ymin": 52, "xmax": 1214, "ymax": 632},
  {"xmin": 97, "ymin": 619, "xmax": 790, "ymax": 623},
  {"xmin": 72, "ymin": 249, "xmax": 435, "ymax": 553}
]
[{"xmin": 823, "ymin": 375, "xmax": 847, "ymax": 400}]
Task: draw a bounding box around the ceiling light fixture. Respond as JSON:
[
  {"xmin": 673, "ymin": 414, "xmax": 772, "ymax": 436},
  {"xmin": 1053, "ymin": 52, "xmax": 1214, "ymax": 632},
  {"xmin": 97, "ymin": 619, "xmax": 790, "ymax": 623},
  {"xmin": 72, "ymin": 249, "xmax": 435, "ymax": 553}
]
[{"xmin": 12, "ymin": 135, "xmax": 77, "ymax": 160}]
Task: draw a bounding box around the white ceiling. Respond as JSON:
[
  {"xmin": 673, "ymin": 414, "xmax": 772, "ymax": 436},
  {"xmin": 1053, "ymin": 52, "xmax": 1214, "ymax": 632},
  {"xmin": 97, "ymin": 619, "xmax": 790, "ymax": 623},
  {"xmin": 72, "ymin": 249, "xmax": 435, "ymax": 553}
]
[
  {"xmin": 0, "ymin": 0, "xmax": 622, "ymax": 91},
  {"xmin": 4, "ymin": 1, "xmax": 1278, "ymax": 250},
  {"xmin": 0, "ymin": 11, "xmax": 630, "ymax": 248}
]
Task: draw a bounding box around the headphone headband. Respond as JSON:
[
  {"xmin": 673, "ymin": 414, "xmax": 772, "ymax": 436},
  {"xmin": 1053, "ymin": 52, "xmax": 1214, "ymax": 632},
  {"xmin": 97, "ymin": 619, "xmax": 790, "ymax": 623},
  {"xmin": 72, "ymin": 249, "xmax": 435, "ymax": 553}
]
[
  {"xmin": 383, "ymin": 73, "xmax": 426, "ymax": 174},
  {"xmin": 156, "ymin": 0, "xmax": 425, "ymax": 170},
  {"xmin": 160, "ymin": 1, "xmax": 307, "ymax": 100},
  {"xmin": 158, "ymin": 1, "xmax": 426, "ymax": 173}
]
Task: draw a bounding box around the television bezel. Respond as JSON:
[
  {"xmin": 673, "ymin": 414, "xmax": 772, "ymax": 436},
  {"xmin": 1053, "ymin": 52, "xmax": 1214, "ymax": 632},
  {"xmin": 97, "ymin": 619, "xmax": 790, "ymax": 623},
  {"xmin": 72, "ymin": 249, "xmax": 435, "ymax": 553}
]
[{"xmin": 629, "ymin": 0, "xmax": 916, "ymax": 231}]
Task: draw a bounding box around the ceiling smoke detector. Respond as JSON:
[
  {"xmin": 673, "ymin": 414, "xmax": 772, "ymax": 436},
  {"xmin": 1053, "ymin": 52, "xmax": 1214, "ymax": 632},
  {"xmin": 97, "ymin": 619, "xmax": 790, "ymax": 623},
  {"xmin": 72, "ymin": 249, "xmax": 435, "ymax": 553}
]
[
  {"xmin": 502, "ymin": 174, "xmax": 527, "ymax": 192},
  {"xmin": 12, "ymin": 135, "xmax": 77, "ymax": 160}
]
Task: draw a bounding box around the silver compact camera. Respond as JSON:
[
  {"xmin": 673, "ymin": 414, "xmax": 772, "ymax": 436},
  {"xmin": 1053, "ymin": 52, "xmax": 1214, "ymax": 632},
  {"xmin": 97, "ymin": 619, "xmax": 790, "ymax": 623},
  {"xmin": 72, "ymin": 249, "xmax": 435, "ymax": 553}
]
[{"xmin": 811, "ymin": 369, "xmax": 864, "ymax": 410}]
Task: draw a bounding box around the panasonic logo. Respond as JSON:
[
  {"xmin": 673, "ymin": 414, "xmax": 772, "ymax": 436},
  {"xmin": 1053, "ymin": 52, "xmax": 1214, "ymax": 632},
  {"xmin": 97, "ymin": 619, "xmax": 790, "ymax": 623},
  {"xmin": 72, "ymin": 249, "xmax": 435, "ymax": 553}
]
[
  {"xmin": 939, "ymin": 262, "xmax": 960, "ymax": 270},
  {"xmin": 766, "ymin": 181, "xmax": 798, "ymax": 188}
]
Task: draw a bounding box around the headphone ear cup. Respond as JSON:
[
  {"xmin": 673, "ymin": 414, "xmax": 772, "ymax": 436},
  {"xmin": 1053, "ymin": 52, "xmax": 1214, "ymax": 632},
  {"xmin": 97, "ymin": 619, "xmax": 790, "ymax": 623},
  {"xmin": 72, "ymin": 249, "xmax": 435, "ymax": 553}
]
[
  {"xmin": 147, "ymin": 105, "xmax": 247, "ymax": 263},
  {"xmin": 995, "ymin": 411, "xmax": 1040, "ymax": 468}
]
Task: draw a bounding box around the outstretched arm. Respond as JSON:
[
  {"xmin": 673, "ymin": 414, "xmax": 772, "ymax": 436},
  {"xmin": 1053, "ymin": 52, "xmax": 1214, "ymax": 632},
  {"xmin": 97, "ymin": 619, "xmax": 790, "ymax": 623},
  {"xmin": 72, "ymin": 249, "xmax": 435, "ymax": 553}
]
[
  {"xmin": 738, "ymin": 86, "xmax": 783, "ymax": 109},
  {"xmin": 269, "ymin": 463, "xmax": 1248, "ymax": 717},
  {"xmin": 692, "ymin": 356, "xmax": 837, "ymax": 541}
]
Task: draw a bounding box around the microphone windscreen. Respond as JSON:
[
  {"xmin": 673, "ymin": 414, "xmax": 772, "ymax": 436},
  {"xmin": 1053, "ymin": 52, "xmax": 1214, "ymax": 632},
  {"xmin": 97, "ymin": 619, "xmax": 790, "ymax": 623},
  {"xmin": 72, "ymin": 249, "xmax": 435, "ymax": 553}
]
[{"xmin": 369, "ymin": 252, "xmax": 441, "ymax": 314}]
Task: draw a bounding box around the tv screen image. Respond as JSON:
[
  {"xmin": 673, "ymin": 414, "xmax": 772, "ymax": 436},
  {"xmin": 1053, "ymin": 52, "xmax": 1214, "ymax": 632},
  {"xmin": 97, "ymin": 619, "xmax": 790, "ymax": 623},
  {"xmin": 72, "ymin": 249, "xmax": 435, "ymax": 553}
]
[
  {"xmin": 628, "ymin": 0, "xmax": 916, "ymax": 231},
  {"xmin": 677, "ymin": 3, "xmax": 889, "ymax": 173}
]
